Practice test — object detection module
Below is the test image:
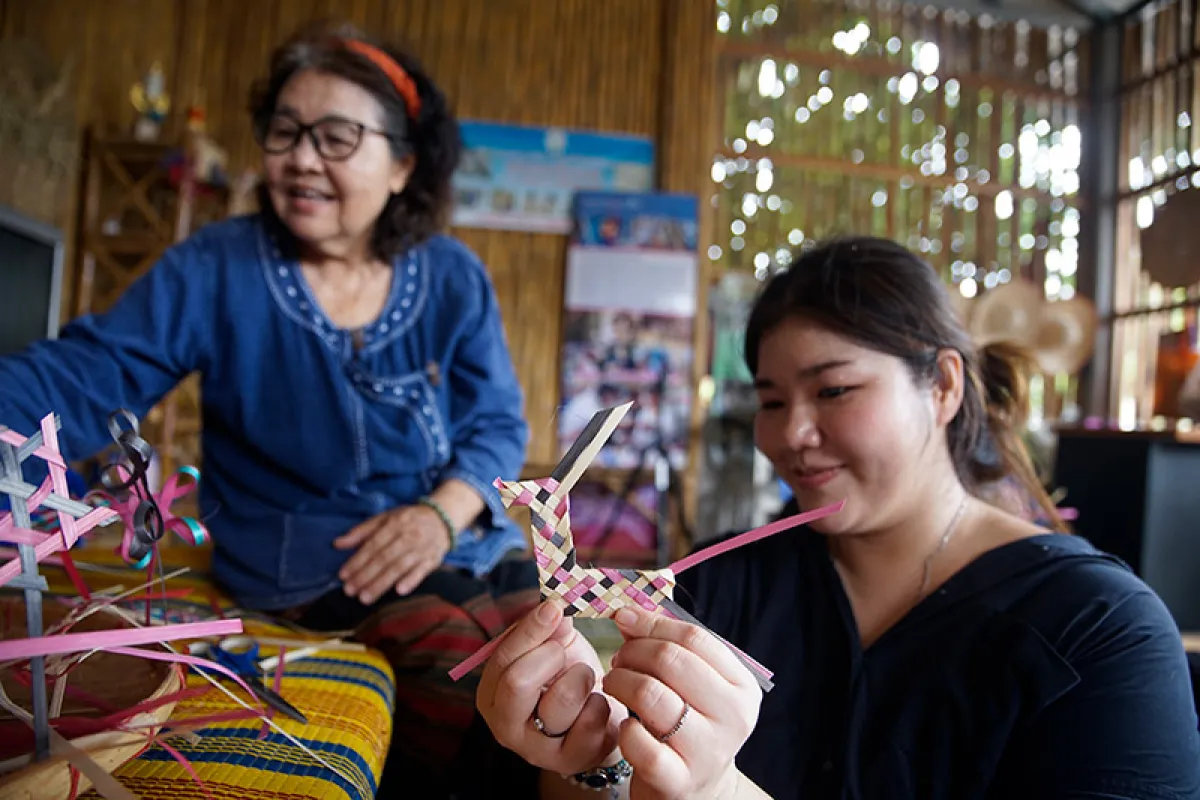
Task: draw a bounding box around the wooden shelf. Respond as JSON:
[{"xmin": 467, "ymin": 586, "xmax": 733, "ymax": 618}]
[{"xmin": 71, "ymin": 129, "xmax": 227, "ymax": 482}]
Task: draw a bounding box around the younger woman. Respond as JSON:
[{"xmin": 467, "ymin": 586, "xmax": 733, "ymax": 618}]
[{"xmin": 473, "ymin": 236, "xmax": 1200, "ymax": 799}]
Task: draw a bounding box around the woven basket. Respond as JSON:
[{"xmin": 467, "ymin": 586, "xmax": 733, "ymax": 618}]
[{"xmin": 0, "ymin": 597, "xmax": 184, "ymax": 798}]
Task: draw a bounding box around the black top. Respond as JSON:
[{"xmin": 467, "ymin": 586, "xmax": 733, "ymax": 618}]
[{"xmin": 677, "ymin": 524, "xmax": 1200, "ymax": 800}]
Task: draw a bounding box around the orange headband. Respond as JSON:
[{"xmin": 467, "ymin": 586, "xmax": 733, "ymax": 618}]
[{"xmin": 341, "ymin": 38, "xmax": 422, "ymax": 120}]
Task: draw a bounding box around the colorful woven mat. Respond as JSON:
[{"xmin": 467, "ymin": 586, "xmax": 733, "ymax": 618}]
[{"xmin": 26, "ymin": 562, "xmax": 395, "ymax": 800}]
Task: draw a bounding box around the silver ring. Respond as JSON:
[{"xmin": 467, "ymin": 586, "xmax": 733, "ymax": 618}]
[
  {"xmin": 532, "ymin": 698, "xmax": 568, "ymax": 738},
  {"xmin": 657, "ymin": 702, "xmax": 689, "ymax": 742}
]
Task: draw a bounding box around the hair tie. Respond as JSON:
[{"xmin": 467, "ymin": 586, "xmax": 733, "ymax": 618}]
[{"xmin": 340, "ymin": 38, "xmax": 422, "ymax": 120}]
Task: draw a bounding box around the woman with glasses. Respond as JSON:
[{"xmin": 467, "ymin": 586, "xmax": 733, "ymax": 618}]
[{"xmin": 0, "ymin": 22, "xmax": 537, "ymax": 797}]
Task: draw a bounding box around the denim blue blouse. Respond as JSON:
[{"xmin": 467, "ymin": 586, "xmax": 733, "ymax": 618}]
[{"xmin": 0, "ymin": 215, "xmax": 530, "ymax": 609}]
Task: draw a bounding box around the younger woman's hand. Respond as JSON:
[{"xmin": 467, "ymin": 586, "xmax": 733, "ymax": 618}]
[
  {"xmin": 604, "ymin": 606, "xmax": 762, "ymax": 800},
  {"xmin": 477, "ymin": 601, "xmax": 626, "ymax": 775}
]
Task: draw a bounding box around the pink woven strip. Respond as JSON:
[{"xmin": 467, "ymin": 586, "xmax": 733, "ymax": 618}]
[
  {"xmin": 670, "ymin": 500, "xmax": 846, "ymax": 575},
  {"xmin": 448, "ymin": 630, "xmax": 506, "ymax": 682},
  {"xmin": 0, "ymin": 619, "xmax": 243, "ymax": 661},
  {"xmin": 623, "ymin": 583, "xmax": 657, "ymax": 611},
  {"xmin": 39, "ymin": 416, "xmax": 91, "ymax": 601},
  {"xmin": 0, "ymin": 430, "xmax": 69, "ymax": 469},
  {"xmin": 0, "ymin": 506, "xmax": 117, "ymax": 588},
  {"xmin": 0, "ymin": 527, "xmax": 45, "ymax": 546},
  {"xmin": 0, "ymin": 478, "xmax": 54, "ymax": 537}
]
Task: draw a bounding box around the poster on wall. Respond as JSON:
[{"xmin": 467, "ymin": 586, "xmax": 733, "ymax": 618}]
[
  {"xmin": 451, "ymin": 122, "xmax": 655, "ymax": 234},
  {"xmin": 558, "ymin": 191, "xmax": 699, "ymax": 472},
  {"xmin": 568, "ymin": 482, "xmax": 664, "ymax": 567},
  {"xmin": 1153, "ymin": 323, "xmax": 1199, "ymax": 419}
]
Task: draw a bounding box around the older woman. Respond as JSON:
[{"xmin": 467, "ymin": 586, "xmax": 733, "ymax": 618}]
[
  {"xmin": 0, "ymin": 23, "xmax": 537, "ymax": 796},
  {"xmin": 475, "ymin": 237, "xmax": 1200, "ymax": 799}
]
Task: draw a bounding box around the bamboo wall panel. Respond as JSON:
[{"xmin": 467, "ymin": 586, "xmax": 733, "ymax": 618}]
[
  {"xmin": 712, "ymin": 0, "xmax": 1089, "ymax": 424},
  {"xmin": 0, "ymin": 0, "xmax": 717, "ymax": 475},
  {"xmin": 1109, "ymin": 0, "xmax": 1199, "ymax": 427},
  {"xmin": 714, "ymin": 0, "xmax": 1087, "ymax": 295}
]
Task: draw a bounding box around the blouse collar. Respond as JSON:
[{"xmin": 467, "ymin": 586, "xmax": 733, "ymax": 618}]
[{"xmin": 257, "ymin": 220, "xmax": 429, "ymax": 356}]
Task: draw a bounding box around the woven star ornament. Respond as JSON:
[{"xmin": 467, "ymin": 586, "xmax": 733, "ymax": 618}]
[{"xmin": 449, "ymin": 402, "xmax": 846, "ymax": 691}]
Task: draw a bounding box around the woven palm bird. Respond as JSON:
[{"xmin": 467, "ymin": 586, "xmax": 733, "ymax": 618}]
[{"xmin": 450, "ymin": 402, "xmax": 846, "ymax": 691}]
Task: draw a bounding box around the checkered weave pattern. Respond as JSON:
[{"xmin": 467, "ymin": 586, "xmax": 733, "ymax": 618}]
[{"xmin": 494, "ymin": 477, "xmax": 676, "ymax": 619}]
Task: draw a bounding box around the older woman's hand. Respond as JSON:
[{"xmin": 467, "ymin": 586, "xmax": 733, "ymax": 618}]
[
  {"xmin": 477, "ymin": 601, "xmax": 626, "ymax": 776},
  {"xmin": 335, "ymin": 505, "xmax": 451, "ymax": 603},
  {"xmin": 604, "ymin": 606, "xmax": 762, "ymax": 800}
]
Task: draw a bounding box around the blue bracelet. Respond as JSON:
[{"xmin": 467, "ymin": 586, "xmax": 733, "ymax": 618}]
[{"xmin": 568, "ymin": 758, "xmax": 632, "ymax": 790}]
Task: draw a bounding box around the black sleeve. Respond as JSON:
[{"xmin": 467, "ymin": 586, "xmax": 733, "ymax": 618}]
[{"xmin": 994, "ymin": 589, "xmax": 1200, "ymax": 799}]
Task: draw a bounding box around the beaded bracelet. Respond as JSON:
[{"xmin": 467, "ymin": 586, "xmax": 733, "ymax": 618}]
[
  {"xmin": 416, "ymin": 496, "xmax": 456, "ymax": 550},
  {"xmin": 567, "ymin": 758, "xmax": 632, "ymax": 791}
]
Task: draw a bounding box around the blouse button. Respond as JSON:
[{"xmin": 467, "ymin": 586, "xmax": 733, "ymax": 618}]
[
  {"xmin": 392, "ymin": 311, "xmax": 402, "ymax": 321},
  {"xmin": 277, "ymin": 266, "xmax": 287, "ymax": 276},
  {"xmin": 373, "ymin": 383, "xmax": 383, "ymax": 393},
  {"xmin": 401, "ymin": 298, "xmax": 412, "ymax": 308},
  {"xmin": 379, "ymin": 323, "xmax": 389, "ymax": 333},
  {"xmin": 286, "ymin": 286, "xmax": 297, "ymax": 297}
]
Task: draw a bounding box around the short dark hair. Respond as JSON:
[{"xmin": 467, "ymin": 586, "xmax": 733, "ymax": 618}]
[
  {"xmin": 744, "ymin": 236, "xmax": 1064, "ymax": 530},
  {"xmin": 248, "ymin": 21, "xmax": 461, "ymax": 259}
]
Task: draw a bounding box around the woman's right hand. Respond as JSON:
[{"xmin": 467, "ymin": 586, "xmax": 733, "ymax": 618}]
[{"xmin": 477, "ymin": 601, "xmax": 626, "ymax": 775}]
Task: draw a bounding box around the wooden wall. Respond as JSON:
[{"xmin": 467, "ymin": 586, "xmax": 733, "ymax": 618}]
[{"xmin": 0, "ymin": 0, "xmax": 718, "ymax": 481}]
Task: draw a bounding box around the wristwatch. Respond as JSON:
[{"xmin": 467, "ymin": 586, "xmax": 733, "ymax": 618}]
[{"xmin": 568, "ymin": 758, "xmax": 633, "ymax": 791}]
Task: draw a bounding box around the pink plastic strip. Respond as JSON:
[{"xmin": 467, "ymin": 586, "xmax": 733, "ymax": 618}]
[
  {"xmin": 153, "ymin": 735, "xmax": 217, "ymax": 800},
  {"xmin": 0, "ymin": 619, "xmax": 243, "ymax": 661},
  {"xmin": 669, "ymin": 500, "xmax": 846, "ymax": 575},
  {"xmin": 448, "ymin": 630, "xmax": 507, "ymax": 682},
  {"xmin": 259, "ymin": 646, "xmax": 287, "ymax": 739}
]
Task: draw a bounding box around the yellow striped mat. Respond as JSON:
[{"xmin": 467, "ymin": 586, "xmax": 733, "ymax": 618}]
[{"xmin": 16, "ymin": 561, "xmax": 394, "ymax": 800}]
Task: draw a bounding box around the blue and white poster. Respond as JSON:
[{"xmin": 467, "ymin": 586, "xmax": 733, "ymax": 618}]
[
  {"xmin": 451, "ymin": 122, "xmax": 655, "ymax": 234},
  {"xmin": 559, "ymin": 192, "xmax": 699, "ymax": 471}
]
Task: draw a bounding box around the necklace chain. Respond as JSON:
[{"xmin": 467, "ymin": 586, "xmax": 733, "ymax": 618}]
[{"xmin": 918, "ymin": 497, "xmax": 968, "ymax": 597}]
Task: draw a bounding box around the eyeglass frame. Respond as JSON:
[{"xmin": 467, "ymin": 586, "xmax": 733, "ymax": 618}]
[{"xmin": 255, "ymin": 112, "xmax": 398, "ymax": 162}]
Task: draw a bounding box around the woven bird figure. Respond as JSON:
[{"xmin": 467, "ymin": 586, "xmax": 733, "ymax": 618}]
[
  {"xmin": 494, "ymin": 474, "xmax": 676, "ymax": 617},
  {"xmin": 450, "ymin": 401, "xmax": 848, "ymax": 692}
]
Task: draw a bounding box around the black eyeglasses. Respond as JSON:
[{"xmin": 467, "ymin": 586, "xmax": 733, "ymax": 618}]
[{"xmin": 258, "ymin": 113, "xmax": 394, "ymax": 161}]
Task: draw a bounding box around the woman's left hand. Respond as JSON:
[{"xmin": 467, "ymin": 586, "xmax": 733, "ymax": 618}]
[
  {"xmin": 604, "ymin": 606, "xmax": 763, "ymax": 800},
  {"xmin": 334, "ymin": 505, "xmax": 452, "ymax": 603}
]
